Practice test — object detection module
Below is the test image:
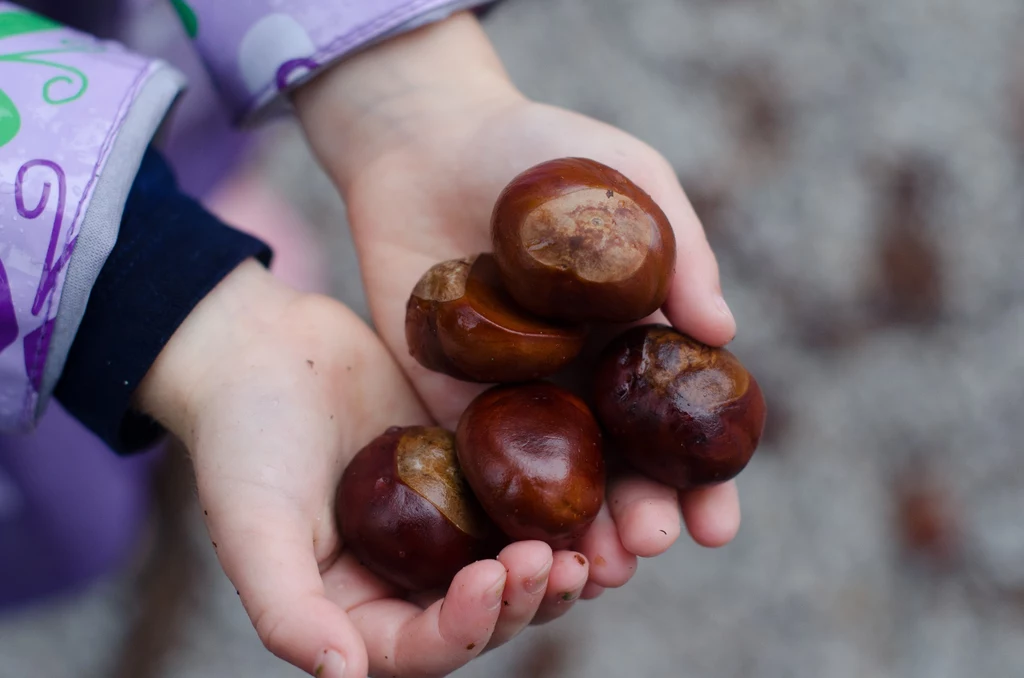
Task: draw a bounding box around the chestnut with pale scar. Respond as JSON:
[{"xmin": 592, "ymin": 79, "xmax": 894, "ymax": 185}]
[
  {"xmin": 492, "ymin": 157, "xmax": 676, "ymax": 323},
  {"xmin": 592, "ymin": 324, "xmax": 766, "ymax": 489},
  {"xmin": 396, "ymin": 427, "xmax": 490, "ymax": 537},
  {"xmin": 405, "ymin": 254, "xmax": 588, "ymax": 382},
  {"xmin": 520, "ymin": 188, "xmax": 652, "ymax": 283},
  {"xmin": 336, "ymin": 426, "xmax": 501, "ymax": 591}
]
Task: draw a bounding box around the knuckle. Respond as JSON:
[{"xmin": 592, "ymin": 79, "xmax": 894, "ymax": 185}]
[{"xmin": 252, "ymin": 605, "xmax": 292, "ymax": 658}]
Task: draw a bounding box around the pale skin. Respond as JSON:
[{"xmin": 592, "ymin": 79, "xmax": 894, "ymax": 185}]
[{"xmin": 136, "ymin": 11, "xmax": 741, "ymax": 678}]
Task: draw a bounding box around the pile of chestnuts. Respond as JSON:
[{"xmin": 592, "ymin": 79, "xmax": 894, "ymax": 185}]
[{"xmin": 335, "ymin": 157, "xmax": 767, "ymax": 592}]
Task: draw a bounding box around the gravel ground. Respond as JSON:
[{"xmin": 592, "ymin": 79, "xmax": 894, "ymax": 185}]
[{"xmin": 3, "ymin": 0, "xmax": 1024, "ymax": 676}]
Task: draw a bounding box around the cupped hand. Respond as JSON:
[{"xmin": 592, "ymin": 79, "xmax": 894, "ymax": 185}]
[
  {"xmin": 136, "ymin": 260, "xmax": 593, "ymax": 678},
  {"xmin": 294, "ymin": 14, "xmax": 743, "ymax": 607}
]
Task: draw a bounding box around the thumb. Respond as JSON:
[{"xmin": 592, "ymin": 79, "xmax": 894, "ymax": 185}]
[
  {"xmin": 641, "ymin": 158, "xmax": 737, "ymax": 346},
  {"xmin": 202, "ymin": 489, "xmax": 368, "ymax": 678}
]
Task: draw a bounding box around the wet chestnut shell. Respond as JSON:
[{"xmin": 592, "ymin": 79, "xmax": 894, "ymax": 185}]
[
  {"xmin": 491, "ymin": 157, "xmax": 676, "ymax": 323},
  {"xmin": 456, "ymin": 382, "xmax": 606, "ymax": 549},
  {"xmin": 592, "ymin": 324, "xmax": 766, "ymax": 489},
  {"xmin": 406, "ymin": 254, "xmax": 587, "ymax": 382},
  {"xmin": 336, "ymin": 426, "xmax": 499, "ymax": 591}
]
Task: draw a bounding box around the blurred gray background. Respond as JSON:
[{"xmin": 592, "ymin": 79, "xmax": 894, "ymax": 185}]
[{"xmin": 3, "ymin": 0, "xmax": 1024, "ymax": 676}]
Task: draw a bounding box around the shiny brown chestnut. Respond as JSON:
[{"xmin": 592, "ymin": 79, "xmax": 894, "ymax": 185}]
[
  {"xmin": 592, "ymin": 324, "xmax": 766, "ymax": 489},
  {"xmin": 491, "ymin": 157, "xmax": 676, "ymax": 323},
  {"xmin": 406, "ymin": 253, "xmax": 588, "ymax": 383},
  {"xmin": 336, "ymin": 426, "xmax": 499, "ymax": 591},
  {"xmin": 456, "ymin": 382, "xmax": 606, "ymax": 549}
]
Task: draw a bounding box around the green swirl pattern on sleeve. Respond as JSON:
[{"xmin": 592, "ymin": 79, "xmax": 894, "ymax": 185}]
[
  {"xmin": 0, "ymin": 9, "xmax": 59, "ymax": 40},
  {"xmin": 0, "ymin": 9, "xmax": 64, "ymax": 145},
  {"xmin": 0, "ymin": 9, "xmax": 105, "ymax": 147}
]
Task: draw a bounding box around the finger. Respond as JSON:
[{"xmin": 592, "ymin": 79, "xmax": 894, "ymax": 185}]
[
  {"xmin": 581, "ymin": 582, "xmax": 606, "ymax": 600},
  {"xmin": 643, "ymin": 166, "xmax": 737, "ymax": 346},
  {"xmin": 574, "ymin": 504, "xmax": 637, "ymax": 589},
  {"xmin": 350, "ymin": 560, "xmax": 507, "ymax": 677},
  {"xmin": 680, "ymin": 480, "xmax": 742, "ymax": 547},
  {"xmin": 488, "ymin": 541, "xmax": 553, "ymax": 648},
  {"xmin": 207, "ymin": 499, "xmax": 368, "ymax": 678},
  {"xmin": 608, "ymin": 474, "xmax": 683, "ymax": 557},
  {"xmin": 532, "ymin": 550, "xmax": 589, "ymax": 625}
]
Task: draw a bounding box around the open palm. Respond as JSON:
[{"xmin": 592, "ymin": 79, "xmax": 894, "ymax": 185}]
[
  {"xmin": 339, "ymin": 100, "xmax": 744, "ymax": 598},
  {"xmin": 145, "ymin": 267, "xmax": 596, "ymax": 678}
]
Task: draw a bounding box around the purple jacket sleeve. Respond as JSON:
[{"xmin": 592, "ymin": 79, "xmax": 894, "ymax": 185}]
[
  {"xmin": 176, "ymin": 0, "xmax": 497, "ymax": 124},
  {"xmin": 0, "ymin": 3, "xmax": 185, "ymax": 432}
]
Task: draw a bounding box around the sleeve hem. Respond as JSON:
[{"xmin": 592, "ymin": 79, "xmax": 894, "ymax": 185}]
[
  {"xmin": 37, "ymin": 63, "xmax": 188, "ymax": 419},
  {"xmin": 188, "ymin": 0, "xmax": 497, "ymax": 126},
  {"xmin": 53, "ymin": 147, "xmax": 273, "ymax": 455},
  {"xmin": 0, "ymin": 12, "xmax": 191, "ymax": 434}
]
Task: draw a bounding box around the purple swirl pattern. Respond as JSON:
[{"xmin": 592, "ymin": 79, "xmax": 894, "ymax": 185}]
[
  {"xmin": 13, "ymin": 159, "xmax": 74, "ymax": 391},
  {"xmin": 15, "ymin": 160, "xmax": 73, "ymax": 315},
  {"xmin": 275, "ymin": 57, "xmax": 319, "ymax": 91}
]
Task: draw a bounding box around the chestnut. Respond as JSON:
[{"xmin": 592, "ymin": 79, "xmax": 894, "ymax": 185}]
[
  {"xmin": 456, "ymin": 382, "xmax": 606, "ymax": 548},
  {"xmin": 336, "ymin": 426, "xmax": 499, "ymax": 591},
  {"xmin": 406, "ymin": 253, "xmax": 588, "ymax": 382},
  {"xmin": 491, "ymin": 157, "xmax": 676, "ymax": 323},
  {"xmin": 592, "ymin": 324, "xmax": 766, "ymax": 489}
]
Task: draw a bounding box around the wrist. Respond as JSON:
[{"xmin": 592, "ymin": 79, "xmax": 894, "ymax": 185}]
[
  {"xmin": 134, "ymin": 259, "xmax": 298, "ymax": 442},
  {"xmin": 293, "ymin": 11, "xmax": 524, "ymax": 192}
]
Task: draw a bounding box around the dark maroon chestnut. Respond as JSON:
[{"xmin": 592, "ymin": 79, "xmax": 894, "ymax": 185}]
[
  {"xmin": 336, "ymin": 426, "xmax": 500, "ymax": 591},
  {"xmin": 491, "ymin": 157, "xmax": 676, "ymax": 323},
  {"xmin": 592, "ymin": 324, "xmax": 766, "ymax": 489},
  {"xmin": 455, "ymin": 382, "xmax": 605, "ymax": 549},
  {"xmin": 406, "ymin": 253, "xmax": 588, "ymax": 382}
]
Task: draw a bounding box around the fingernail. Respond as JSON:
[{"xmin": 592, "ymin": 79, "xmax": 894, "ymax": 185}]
[
  {"xmin": 559, "ymin": 588, "xmax": 582, "ymax": 603},
  {"xmin": 485, "ymin": 572, "xmax": 507, "ymax": 610},
  {"xmin": 524, "ymin": 561, "xmax": 552, "ymax": 595},
  {"xmin": 314, "ymin": 649, "xmax": 346, "ymax": 678},
  {"xmin": 715, "ymin": 295, "xmax": 734, "ymax": 323}
]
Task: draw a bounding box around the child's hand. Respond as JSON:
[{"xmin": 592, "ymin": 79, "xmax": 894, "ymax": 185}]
[
  {"xmin": 295, "ymin": 12, "xmax": 742, "ymax": 593},
  {"xmin": 135, "ymin": 260, "xmax": 594, "ymax": 678}
]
